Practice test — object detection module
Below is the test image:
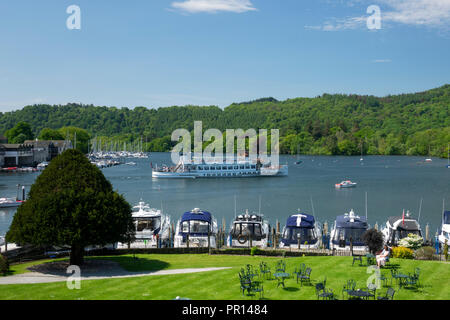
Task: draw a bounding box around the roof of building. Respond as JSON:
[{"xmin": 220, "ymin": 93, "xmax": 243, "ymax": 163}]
[{"xmin": 0, "ymin": 143, "xmax": 33, "ymax": 150}]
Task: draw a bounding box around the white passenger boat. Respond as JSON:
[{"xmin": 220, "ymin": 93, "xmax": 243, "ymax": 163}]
[
  {"xmin": 118, "ymin": 200, "xmax": 170, "ymax": 248},
  {"xmin": 174, "ymin": 208, "xmax": 217, "ymax": 248},
  {"xmin": 152, "ymin": 155, "xmax": 288, "ymax": 179},
  {"xmin": 330, "ymin": 209, "xmax": 368, "ymax": 252},
  {"xmin": 279, "ymin": 212, "xmax": 321, "ymax": 249},
  {"xmin": 439, "ymin": 210, "xmax": 450, "ymax": 245},
  {"xmin": 227, "ymin": 210, "xmax": 271, "ymax": 248},
  {"xmin": 381, "ymin": 210, "xmax": 423, "ymax": 246},
  {"xmin": 335, "ymin": 180, "xmax": 357, "ymax": 188}
]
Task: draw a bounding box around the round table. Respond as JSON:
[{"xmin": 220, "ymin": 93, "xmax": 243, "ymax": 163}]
[{"xmin": 273, "ymin": 272, "xmax": 290, "ymax": 288}]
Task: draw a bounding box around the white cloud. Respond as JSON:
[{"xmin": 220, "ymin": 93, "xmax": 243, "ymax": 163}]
[
  {"xmin": 372, "ymin": 59, "xmax": 392, "ymax": 63},
  {"xmin": 306, "ymin": 0, "xmax": 450, "ymax": 31},
  {"xmin": 171, "ymin": 0, "xmax": 257, "ymax": 14}
]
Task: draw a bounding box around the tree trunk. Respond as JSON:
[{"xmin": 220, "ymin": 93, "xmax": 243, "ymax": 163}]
[{"xmin": 70, "ymin": 244, "xmax": 84, "ymax": 266}]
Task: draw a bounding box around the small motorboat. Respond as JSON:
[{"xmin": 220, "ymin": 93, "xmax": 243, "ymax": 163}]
[
  {"xmin": 279, "ymin": 211, "xmax": 321, "ymax": 249},
  {"xmin": 335, "ymin": 180, "xmax": 357, "ymax": 188},
  {"xmin": 438, "ymin": 210, "xmax": 450, "ymax": 245},
  {"xmin": 329, "ymin": 209, "xmax": 368, "ymax": 252},
  {"xmin": 0, "ymin": 197, "xmax": 24, "ymax": 208},
  {"xmin": 227, "ymin": 210, "xmax": 271, "ymax": 248},
  {"xmin": 381, "ymin": 210, "xmax": 423, "ymax": 246},
  {"xmin": 174, "ymin": 208, "xmax": 218, "ymax": 248}
]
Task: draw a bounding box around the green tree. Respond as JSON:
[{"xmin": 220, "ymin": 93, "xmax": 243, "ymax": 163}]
[
  {"xmin": 58, "ymin": 127, "xmax": 90, "ymax": 154},
  {"xmin": 38, "ymin": 128, "xmax": 65, "ymax": 140},
  {"xmin": 6, "ymin": 149, "xmax": 134, "ymax": 265},
  {"xmin": 5, "ymin": 121, "xmax": 34, "ymax": 143}
]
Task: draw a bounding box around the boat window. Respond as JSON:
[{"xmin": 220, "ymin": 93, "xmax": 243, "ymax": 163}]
[
  {"xmin": 251, "ymin": 165, "xmax": 256, "ymax": 169},
  {"xmin": 283, "ymin": 227, "xmax": 316, "ymax": 243},
  {"xmin": 234, "ymin": 166, "xmax": 238, "ymax": 169},
  {"xmin": 198, "ymin": 166, "xmax": 203, "ymax": 170},
  {"xmin": 182, "ymin": 221, "xmax": 189, "ymax": 233},
  {"xmin": 240, "ymin": 165, "xmax": 244, "ymax": 169},
  {"xmin": 136, "ymin": 217, "xmax": 161, "ymax": 232},
  {"xmin": 189, "ymin": 220, "xmax": 209, "ymax": 234},
  {"xmin": 444, "ymin": 215, "xmax": 450, "ymax": 225},
  {"xmin": 333, "ymin": 228, "xmax": 366, "ymax": 242}
]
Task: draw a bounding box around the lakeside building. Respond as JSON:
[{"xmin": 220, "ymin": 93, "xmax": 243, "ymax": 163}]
[
  {"xmin": 0, "ymin": 139, "xmax": 72, "ymax": 167},
  {"xmin": 24, "ymin": 140, "xmax": 73, "ymax": 164}
]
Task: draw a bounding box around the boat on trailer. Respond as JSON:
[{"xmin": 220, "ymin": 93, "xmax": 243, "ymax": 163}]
[
  {"xmin": 279, "ymin": 212, "xmax": 321, "ymax": 249},
  {"xmin": 174, "ymin": 208, "xmax": 217, "ymax": 248},
  {"xmin": 227, "ymin": 210, "xmax": 271, "ymax": 248},
  {"xmin": 330, "ymin": 209, "xmax": 368, "ymax": 252},
  {"xmin": 381, "ymin": 211, "xmax": 423, "ymax": 246}
]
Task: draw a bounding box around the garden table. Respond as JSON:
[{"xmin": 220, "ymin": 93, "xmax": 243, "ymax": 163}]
[
  {"xmin": 273, "ymin": 272, "xmax": 290, "ymax": 288},
  {"xmin": 347, "ymin": 289, "xmax": 372, "ymax": 300}
]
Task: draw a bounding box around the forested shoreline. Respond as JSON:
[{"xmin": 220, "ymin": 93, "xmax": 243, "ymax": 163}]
[{"xmin": 1, "ymin": 85, "xmax": 449, "ymax": 157}]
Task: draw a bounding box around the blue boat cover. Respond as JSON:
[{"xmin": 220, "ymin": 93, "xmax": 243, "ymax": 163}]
[
  {"xmin": 286, "ymin": 213, "xmax": 315, "ymax": 228},
  {"xmin": 335, "ymin": 215, "xmax": 367, "ymax": 229},
  {"xmin": 181, "ymin": 210, "xmax": 212, "ymax": 223},
  {"xmin": 444, "ymin": 211, "xmax": 450, "ymax": 225}
]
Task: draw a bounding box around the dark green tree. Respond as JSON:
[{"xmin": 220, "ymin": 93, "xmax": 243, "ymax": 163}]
[
  {"xmin": 6, "ymin": 149, "xmax": 134, "ymax": 265},
  {"xmin": 362, "ymin": 229, "xmax": 384, "ymax": 255}
]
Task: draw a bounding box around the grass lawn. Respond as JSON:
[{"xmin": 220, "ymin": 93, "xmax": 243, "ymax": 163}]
[{"xmin": 1, "ymin": 254, "xmax": 449, "ymax": 300}]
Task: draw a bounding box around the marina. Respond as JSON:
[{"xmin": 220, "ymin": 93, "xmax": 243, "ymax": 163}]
[{"xmin": 0, "ymin": 154, "xmax": 449, "ymax": 245}]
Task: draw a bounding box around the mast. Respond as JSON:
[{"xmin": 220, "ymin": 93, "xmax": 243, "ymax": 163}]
[
  {"xmin": 418, "ymin": 197, "xmax": 423, "ymax": 223},
  {"xmin": 258, "ymin": 195, "xmax": 262, "ymax": 215},
  {"xmin": 310, "ymin": 195, "xmax": 316, "ymax": 220},
  {"xmin": 365, "ymin": 191, "xmax": 368, "ymax": 220}
]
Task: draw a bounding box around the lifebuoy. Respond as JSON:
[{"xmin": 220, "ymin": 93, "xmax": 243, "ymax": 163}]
[{"xmin": 237, "ymin": 234, "xmax": 247, "ymax": 244}]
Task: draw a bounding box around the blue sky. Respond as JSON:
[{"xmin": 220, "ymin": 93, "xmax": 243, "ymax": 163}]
[{"xmin": 0, "ymin": 0, "xmax": 449, "ymax": 111}]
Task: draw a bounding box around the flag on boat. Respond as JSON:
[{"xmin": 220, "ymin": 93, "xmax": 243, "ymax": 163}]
[{"xmin": 402, "ymin": 209, "xmax": 405, "ymax": 226}]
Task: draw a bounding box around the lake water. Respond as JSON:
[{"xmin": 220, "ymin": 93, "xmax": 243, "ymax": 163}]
[{"xmin": 1, "ymin": 153, "xmax": 449, "ymax": 238}]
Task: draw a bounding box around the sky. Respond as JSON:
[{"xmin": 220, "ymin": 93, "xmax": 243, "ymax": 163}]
[{"xmin": 0, "ymin": 0, "xmax": 449, "ymax": 112}]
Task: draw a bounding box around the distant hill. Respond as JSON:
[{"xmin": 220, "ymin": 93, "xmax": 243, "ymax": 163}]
[{"xmin": 0, "ymin": 85, "xmax": 449, "ymax": 156}]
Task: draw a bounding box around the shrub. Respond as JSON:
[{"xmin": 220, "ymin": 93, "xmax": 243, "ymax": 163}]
[
  {"xmin": 414, "ymin": 246, "xmax": 435, "ymax": 260},
  {"xmin": 392, "ymin": 246, "xmax": 414, "ymax": 259},
  {"xmin": 362, "ymin": 228, "xmax": 384, "ymax": 254},
  {"xmin": 250, "ymin": 247, "xmax": 260, "ymax": 256},
  {"xmin": 398, "ymin": 234, "xmax": 424, "ymax": 250},
  {"xmin": 0, "ymin": 254, "xmax": 9, "ymax": 276}
]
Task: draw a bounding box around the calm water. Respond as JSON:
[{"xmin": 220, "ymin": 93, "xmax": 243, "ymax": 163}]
[{"xmin": 1, "ymin": 153, "xmax": 449, "ymax": 238}]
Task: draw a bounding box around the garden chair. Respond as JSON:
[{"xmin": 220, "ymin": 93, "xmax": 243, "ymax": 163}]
[
  {"xmin": 366, "ymin": 283, "xmax": 377, "ymax": 300},
  {"xmin": 342, "ymin": 279, "xmax": 356, "ymax": 299},
  {"xmin": 315, "ymin": 280, "xmax": 334, "ymax": 300},
  {"xmin": 275, "ymin": 260, "xmax": 286, "ymax": 273},
  {"xmin": 259, "ymin": 262, "xmax": 271, "ymax": 280},
  {"xmin": 250, "ymin": 281, "xmax": 264, "ymax": 299},
  {"xmin": 352, "ymin": 253, "xmax": 363, "ymax": 266},
  {"xmin": 377, "ymin": 287, "xmax": 395, "ymax": 300},
  {"xmin": 404, "ymin": 268, "xmax": 420, "ymax": 288},
  {"xmin": 246, "ymin": 264, "xmax": 258, "ymax": 279},
  {"xmin": 238, "ymin": 273, "xmax": 252, "ymax": 296},
  {"xmin": 298, "ymin": 267, "xmax": 312, "ymax": 287},
  {"xmin": 293, "ymin": 263, "xmax": 306, "ymax": 283}
]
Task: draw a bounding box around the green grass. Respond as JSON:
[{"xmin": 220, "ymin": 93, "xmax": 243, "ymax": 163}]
[{"xmin": 1, "ymin": 254, "xmax": 449, "ymax": 300}]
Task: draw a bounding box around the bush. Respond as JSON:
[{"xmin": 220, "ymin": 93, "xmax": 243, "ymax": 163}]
[
  {"xmin": 398, "ymin": 234, "xmax": 424, "ymax": 250},
  {"xmin": 362, "ymin": 229, "xmax": 384, "ymax": 254},
  {"xmin": 392, "ymin": 246, "xmax": 414, "ymax": 259},
  {"xmin": 250, "ymin": 247, "xmax": 260, "ymax": 256},
  {"xmin": 0, "ymin": 254, "xmax": 9, "ymax": 276},
  {"xmin": 414, "ymin": 246, "xmax": 435, "ymax": 260}
]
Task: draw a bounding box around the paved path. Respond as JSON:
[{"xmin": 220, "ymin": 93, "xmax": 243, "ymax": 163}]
[{"xmin": 0, "ymin": 267, "xmax": 232, "ymax": 285}]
